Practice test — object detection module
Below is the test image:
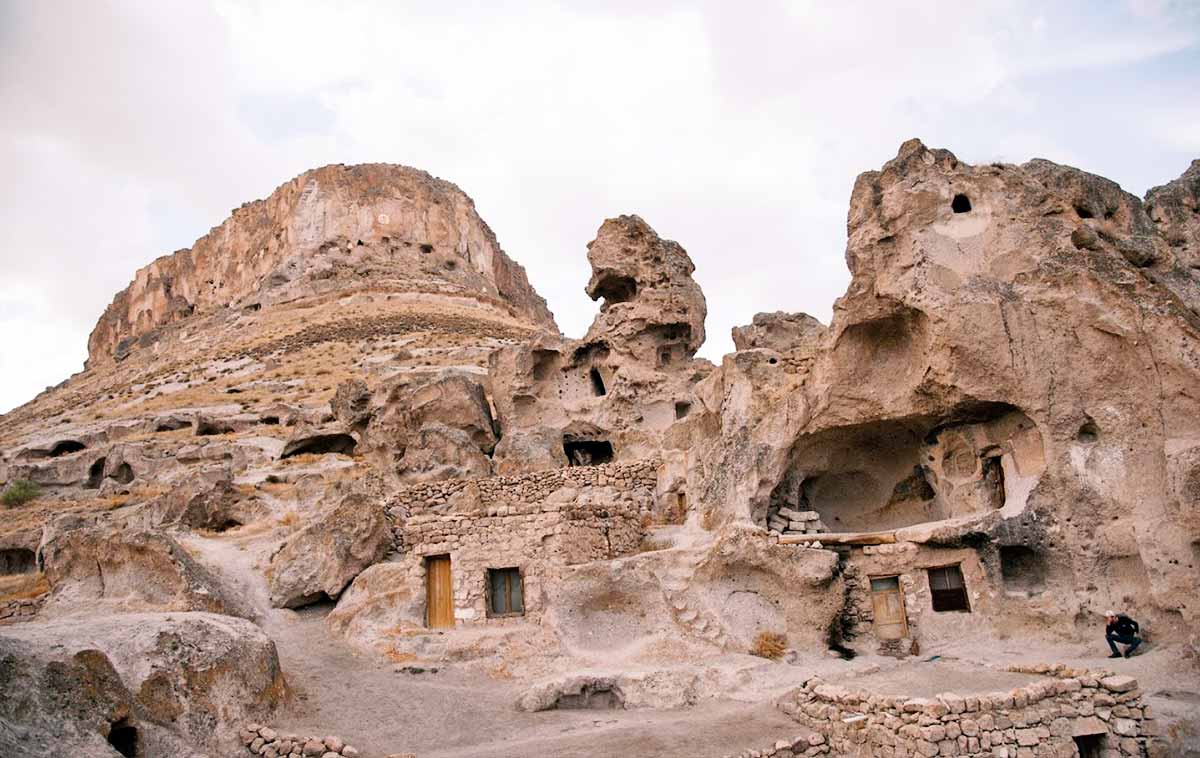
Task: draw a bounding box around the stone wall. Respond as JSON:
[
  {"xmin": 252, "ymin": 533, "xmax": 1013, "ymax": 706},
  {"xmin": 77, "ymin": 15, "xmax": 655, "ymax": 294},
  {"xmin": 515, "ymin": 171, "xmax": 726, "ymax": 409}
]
[
  {"xmin": 0, "ymin": 595, "xmax": 44, "ymax": 624},
  {"xmin": 240, "ymin": 723, "xmax": 360, "ymax": 757},
  {"xmin": 772, "ymin": 665, "xmax": 1155, "ymax": 758},
  {"xmin": 383, "ymin": 460, "xmax": 659, "ymax": 626},
  {"xmin": 840, "ymin": 542, "xmax": 995, "ymax": 657}
]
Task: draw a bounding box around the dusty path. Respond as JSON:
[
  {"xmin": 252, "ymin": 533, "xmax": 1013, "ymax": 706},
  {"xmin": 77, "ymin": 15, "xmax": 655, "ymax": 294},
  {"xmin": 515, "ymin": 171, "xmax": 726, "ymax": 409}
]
[{"xmin": 182, "ymin": 531, "xmax": 812, "ymax": 757}]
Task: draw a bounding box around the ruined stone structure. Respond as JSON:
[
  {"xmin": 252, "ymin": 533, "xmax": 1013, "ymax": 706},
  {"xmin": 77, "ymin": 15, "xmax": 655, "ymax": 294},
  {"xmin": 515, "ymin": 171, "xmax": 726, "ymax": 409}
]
[{"xmin": 1, "ymin": 144, "xmax": 1198, "ymax": 757}]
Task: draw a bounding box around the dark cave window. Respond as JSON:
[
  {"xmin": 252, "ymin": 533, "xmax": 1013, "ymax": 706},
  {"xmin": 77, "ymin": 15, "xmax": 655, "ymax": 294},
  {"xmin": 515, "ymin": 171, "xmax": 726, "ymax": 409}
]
[
  {"xmin": 589, "ymin": 367, "xmax": 607, "ymax": 396},
  {"xmin": 0, "ymin": 548, "xmax": 36, "ymax": 575},
  {"xmin": 280, "ymin": 433, "xmax": 358, "ymax": 459},
  {"xmin": 658, "ymin": 346, "xmax": 673, "ymax": 366},
  {"xmin": 927, "ymin": 565, "xmax": 971, "ymax": 612},
  {"xmin": 487, "ymin": 567, "xmax": 525, "ymax": 617},
  {"xmin": 1074, "ymin": 205, "xmax": 1094, "ymax": 220},
  {"xmin": 675, "ymin": 401, "xmax": 691, "ymax": 420},
  {"xmin": 86, "ymin": 458, "xmax": 106, "ymax": 489},
  {"xmin": 951, "ymin": 194, "xmax": 972, "ymax": 213},
  {"xmin": 108, "ymin": 720, "xmax": 139, "ymax": 758},
  {"xmin": 563, "ymin": 439, "xmax": 614, "ymax": 467},
  {"xmin": 49, "ymin": 440, "xmax": 86, "ymax": 457}
]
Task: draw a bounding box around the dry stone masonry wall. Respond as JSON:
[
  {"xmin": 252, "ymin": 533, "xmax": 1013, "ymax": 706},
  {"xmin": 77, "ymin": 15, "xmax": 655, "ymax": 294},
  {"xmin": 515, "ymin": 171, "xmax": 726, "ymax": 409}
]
[
  {"xmin": 774, "ymin": 666, "xmax": 1154, "ymax": 758},
  {"xmin": 383, "ymin": 460, "xmax": 658, "ymax": 625}
]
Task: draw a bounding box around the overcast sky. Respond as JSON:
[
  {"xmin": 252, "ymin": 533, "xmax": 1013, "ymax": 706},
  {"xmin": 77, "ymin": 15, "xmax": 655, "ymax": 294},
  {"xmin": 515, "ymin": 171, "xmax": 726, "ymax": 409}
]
[{"xmin": 1, "ymin": 1, "xmax": 1197, "ymax": 414}]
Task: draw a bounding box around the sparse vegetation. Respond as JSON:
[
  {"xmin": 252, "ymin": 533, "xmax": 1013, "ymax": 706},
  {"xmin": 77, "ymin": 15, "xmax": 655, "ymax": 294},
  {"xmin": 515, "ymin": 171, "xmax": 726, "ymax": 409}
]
[
  {"xmin": 2, "ymin": 480, "xmax": 42, "ymax": 507},
  {"xmin": 750, "ymin": 630, "xmax": 787, "ymax": 660}
]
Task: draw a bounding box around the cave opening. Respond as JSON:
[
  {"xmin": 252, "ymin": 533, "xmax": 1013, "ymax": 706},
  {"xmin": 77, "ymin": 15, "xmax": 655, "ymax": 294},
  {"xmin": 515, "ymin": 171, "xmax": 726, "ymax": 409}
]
[
  {"xmin": 592, "ymin": 274, "xmax": 637, "ymax": 306},
  {"xmin": 280, "ymin": 433, "xmax": 358, "ymax": 459},
  {"xmin": 49, "ymin": 440, "xmax": 86, "ymax": 457},
  {"xmin": 675, "ymin": 401, "xmax": 691, "ymax": 420},
  {"xmin": 108, "ymin": 719, "xmax": 139, "ymax": 758},
  {"xmin": 1073, "ymin": 734, "xmax": 1105, "ymax": 758},
  {"xmin": 0, "ymin": 548, "xmax": 36, "ymax": 575},
  {"xmin": 951, "ymin": 194, "xmax": 972, "ymax": 213},
  {"xmin": 563, "ymin": 439, "xmax": 614, "ymax": 467},
  {"xmin": 195, "ymin": 419, "xmax": 234, "ymax": 436},
  {"xmin": 86, "ymin": 458, "xmax": 106, "ymax": 489},
  {"xmin": 589, "ymin": 367, "xmax": 607, "ymax": 397}
]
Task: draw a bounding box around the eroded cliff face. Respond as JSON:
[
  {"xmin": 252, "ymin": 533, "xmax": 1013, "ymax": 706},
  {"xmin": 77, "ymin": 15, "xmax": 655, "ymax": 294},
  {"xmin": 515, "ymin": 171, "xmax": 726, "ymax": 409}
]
[
  {"xmin": 87, "ymin": 163, "xmax": 555, "ymax": 367},
  {"xmin": 686, "ymin": 139, "xmax": 1200, "ymax": 638}
]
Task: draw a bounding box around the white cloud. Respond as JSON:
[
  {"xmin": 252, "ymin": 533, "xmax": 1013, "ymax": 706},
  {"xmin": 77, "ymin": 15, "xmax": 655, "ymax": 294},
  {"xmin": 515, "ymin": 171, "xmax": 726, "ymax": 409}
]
[{"xmin": 1, "ymin": 0, "xmax": 1197, "ymax": 413}]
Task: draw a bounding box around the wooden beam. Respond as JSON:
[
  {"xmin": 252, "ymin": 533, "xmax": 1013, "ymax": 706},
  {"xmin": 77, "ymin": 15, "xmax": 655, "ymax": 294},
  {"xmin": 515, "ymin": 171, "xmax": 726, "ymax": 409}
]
[{"xmin": 778, "ymin": 531, "xmax": 897, "ymax": 546}]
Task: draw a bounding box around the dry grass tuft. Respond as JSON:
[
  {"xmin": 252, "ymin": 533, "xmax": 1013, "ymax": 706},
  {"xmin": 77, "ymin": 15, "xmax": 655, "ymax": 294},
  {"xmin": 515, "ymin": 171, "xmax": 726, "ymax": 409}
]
[
  {"xmin": 0, "ymin": 573, "xmax": 50, "ymax": 603},
  {"xmin": 750, "ymin": 630, "xmax": 788, "ymax": 660}
]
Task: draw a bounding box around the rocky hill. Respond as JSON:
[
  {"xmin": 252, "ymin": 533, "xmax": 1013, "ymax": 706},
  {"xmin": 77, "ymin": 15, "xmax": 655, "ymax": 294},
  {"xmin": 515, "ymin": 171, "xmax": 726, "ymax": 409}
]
[{"xmin": 1, "ymin": 145, "xmax": 1198, "ymax": 758}]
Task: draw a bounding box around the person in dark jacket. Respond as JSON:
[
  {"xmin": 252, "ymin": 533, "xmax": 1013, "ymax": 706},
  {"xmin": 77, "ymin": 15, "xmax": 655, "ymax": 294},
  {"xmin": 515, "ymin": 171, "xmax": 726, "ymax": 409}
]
[{"xmin": 1105, "ymin": 610, "xmax": 1141, "ymax": 658}]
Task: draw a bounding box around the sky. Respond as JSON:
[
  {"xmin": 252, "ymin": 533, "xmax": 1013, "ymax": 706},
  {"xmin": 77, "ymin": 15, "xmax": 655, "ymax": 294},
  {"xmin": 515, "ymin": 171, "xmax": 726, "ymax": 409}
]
[{"xmin": 1, "ymin": 1, "xmax": 1198, "ymax": 414}]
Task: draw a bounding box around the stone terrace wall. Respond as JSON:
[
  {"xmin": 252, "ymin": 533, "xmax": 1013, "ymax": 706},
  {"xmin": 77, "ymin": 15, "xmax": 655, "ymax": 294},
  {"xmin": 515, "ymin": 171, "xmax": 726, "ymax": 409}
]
[
  {"xmin": 772, "ymin": 665, "xmax": 1154, "ymax": 758},
  {"xmin": 384, "ymin": 460, "xmax": 659, "ymax": 627},
  {"xmin": 0, "ymin": 595, "xmax": 44, "ymax": 624}
]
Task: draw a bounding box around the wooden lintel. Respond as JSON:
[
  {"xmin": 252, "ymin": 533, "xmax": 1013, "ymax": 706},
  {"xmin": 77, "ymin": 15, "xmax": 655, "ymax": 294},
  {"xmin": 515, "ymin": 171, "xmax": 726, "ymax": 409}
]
[{"xmin": 778, "ymin": 531, "xmax": 897, "ymax": 546}]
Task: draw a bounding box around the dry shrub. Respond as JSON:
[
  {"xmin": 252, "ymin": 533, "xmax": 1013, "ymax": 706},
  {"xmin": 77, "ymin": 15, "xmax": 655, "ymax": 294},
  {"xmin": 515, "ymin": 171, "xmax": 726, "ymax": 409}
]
[
  {"xmin": 276, "ymin": 510, "xmax": 300, "ymax": 528},
  {"xmin": 0, "ymin": 574, "xmax": 50, "ymax": 603},
  {"xmin": 751, "ymin": 630, "xmax": 788, "ymax": 660}
]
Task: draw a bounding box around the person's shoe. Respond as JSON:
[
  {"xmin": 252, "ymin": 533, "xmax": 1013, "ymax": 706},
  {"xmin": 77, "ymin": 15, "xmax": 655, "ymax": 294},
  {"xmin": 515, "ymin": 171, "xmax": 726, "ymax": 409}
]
[
  {"xmin": 1124, "ymin": 649, "xmax": 1135, "ymax": 658},
  {"xmin": 1108, "ymin": 653, "xmax": 1122, "ymax": 658}
]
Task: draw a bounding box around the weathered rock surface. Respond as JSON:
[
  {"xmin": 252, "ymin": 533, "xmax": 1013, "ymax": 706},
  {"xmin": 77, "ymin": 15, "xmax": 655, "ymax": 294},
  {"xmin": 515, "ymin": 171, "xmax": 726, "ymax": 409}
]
[
  {"xmin": 267, "ymin": 493, "xmax": 390, "ymax": 608},
  {"xmin": 39, "ymin": 518, "xmax": 248, "ymax": 617},
  {"xmin": 87, "ymin": 163, "xmax": 554, "ymax": 367},
  {"xmin": 0, "ymin": 612, "xmax": 286, "ymax": 757},
  {"xmin": 688, "ymin": 139, "xmax": 1200, "ymax": 639}
]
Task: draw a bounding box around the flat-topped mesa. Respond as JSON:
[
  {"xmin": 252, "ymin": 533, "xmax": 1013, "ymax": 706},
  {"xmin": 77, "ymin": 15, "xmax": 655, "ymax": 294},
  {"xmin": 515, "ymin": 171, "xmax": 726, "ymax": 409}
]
[
  {"xmin": 583, "ymin": 214, "xmax": 707, "ymax": 361},
  {"xmin": 85, "ymin": 163, "xmax": 556, "ymax": 367}
]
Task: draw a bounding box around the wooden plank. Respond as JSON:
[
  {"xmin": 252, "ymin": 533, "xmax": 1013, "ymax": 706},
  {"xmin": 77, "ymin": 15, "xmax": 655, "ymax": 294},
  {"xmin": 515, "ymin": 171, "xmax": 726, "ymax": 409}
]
[{"xmin": 778, "ymin": 531, "xmax": 897, "ymax": 545}]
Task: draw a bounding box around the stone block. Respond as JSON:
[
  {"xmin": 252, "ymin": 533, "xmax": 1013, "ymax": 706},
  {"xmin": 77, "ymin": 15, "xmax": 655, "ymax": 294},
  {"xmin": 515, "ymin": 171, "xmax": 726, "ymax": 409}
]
[{"xmin": 1100, "ymin": 676, "xmax": 1138, "ymax": 693}]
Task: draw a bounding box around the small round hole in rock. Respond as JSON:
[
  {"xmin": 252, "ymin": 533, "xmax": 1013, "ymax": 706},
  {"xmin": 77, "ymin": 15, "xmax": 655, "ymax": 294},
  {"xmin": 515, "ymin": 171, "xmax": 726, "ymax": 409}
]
[
  {"xmin": 951, "ymin": 194, "xmax": 972, "ymax": 213},
  {"xmin": 1077, "ymin": 421, "xmax": 1099, "ymax": 444},
  {"xmin": 1074, "ymin": 205, "xmax": 1094, "ymax": 219}
]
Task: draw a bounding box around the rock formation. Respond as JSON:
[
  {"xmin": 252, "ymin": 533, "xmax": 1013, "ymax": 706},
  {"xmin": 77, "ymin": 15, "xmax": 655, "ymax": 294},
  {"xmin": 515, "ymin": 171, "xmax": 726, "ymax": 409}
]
[{"xmin": 2, "ymin": 146, "xmax": 1199, "ymax": 756}]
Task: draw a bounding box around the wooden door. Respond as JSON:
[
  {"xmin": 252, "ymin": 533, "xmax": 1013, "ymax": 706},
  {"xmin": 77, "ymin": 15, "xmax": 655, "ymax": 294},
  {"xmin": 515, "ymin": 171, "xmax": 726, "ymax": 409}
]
[
  {"xmin": 869, "ymin": 576, "xmax": 908, "ymax": 639},
  {"xmin": 426, "ymin": 554, "xmax": 454, "ymax": 628}
]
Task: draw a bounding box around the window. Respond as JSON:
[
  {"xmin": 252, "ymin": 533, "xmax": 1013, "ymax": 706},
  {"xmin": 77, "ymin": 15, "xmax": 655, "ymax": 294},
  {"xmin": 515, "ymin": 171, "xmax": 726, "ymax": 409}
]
[
  {"xmin": 927, "ymin": 565, "xmax": 971, "ymax": 612},
  {"xmin": 951, "ymin": 194, "xmax": 972, "ymax": 213},
  {"xmin": 563, "ymin": 439, "xmax": 614, "ymax": 467},
  {"xmin": 589, "ymin": 367, "xmax": 607, "ymax": 396},
  {"xmin": 488, "ymin": 567, "xmax": 525, "ymax": 617}
]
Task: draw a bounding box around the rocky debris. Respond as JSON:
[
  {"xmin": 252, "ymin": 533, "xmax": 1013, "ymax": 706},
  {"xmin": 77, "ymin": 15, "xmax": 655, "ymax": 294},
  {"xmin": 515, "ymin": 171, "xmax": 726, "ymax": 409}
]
[
  {"xmin": 239, "ymin": 725, "xmax": 359, "ymax": 758},
  {"xmin": 38, "ymin": 518, "xmax": 249, "ymax": 617},
  {"xmin": 267, "ymin": 493, "xmax": 390, "ymax": 608},
  {"xmin": 0, "ymin": 612, "xmax": 286, "ymax": 757}
]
